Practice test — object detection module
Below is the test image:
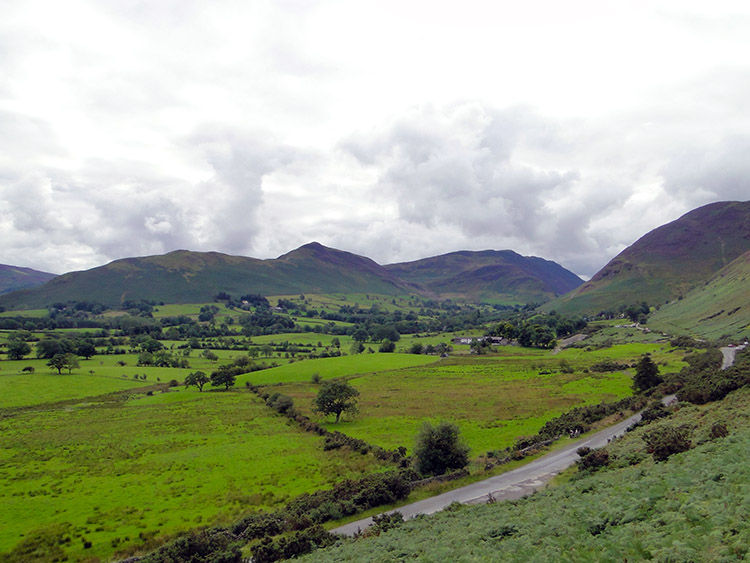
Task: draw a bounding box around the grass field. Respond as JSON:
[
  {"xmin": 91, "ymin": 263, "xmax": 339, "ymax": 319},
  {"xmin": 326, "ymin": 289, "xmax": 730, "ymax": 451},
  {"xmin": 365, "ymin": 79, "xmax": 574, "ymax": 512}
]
[
  {"xmin": 0, "ymin": 388, "xmax": 390, "ymax": 563},
  {"xmin": 274, "ymin": 347, "xmax": 642, "ymax": 455},
  {"xmin": 239, "ymin": 353, "xmax": 439, "ymax": 386}
]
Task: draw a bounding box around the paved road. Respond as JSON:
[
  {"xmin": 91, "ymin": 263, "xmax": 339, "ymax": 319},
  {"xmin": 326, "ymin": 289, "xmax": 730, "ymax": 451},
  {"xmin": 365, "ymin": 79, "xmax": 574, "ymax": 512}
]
[{"xmin": 333, "ymin": 398, "xmax": 673, "ymax": 536}]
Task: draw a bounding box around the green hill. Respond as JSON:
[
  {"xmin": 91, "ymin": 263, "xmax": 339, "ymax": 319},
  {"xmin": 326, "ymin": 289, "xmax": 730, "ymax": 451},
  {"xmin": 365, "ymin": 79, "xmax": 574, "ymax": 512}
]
[
  {"xmin": 385, "ymin": 250, "xmax": 583, "ymax": 303},
  {"xmin": 649, "ymin": 251, "xmax": 750, "ymax": 340},
  {"xmin": 546, "ymin": 200, "xmax": 750, "ymax": 315},
  {"xmin": 0, "ymin": 243, "xmax": 585, "ymax": 310},
  {"xmin": 0, "ymin": 243, "xmax": 413, "ymax": 309},
  {"xmin": 0, "ymin": 264, "xmax": 56, "ymax": 296}
]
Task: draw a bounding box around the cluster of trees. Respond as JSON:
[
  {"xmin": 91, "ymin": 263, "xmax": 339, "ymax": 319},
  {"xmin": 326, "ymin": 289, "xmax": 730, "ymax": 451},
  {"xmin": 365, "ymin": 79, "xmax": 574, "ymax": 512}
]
[
  {"xmin": 485, "ymin": 312, "xmax": 588, "ymax": 350},
  {"xmin": 35, "ymin": 336, "xmax": 96, "ymax": 360}
]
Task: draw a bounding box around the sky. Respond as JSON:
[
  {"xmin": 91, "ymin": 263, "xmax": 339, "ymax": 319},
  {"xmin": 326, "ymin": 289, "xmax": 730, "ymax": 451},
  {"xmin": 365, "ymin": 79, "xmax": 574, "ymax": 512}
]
[{"xmin": 2, "ymin": 0, "xmax": 750, "ymax": 278}]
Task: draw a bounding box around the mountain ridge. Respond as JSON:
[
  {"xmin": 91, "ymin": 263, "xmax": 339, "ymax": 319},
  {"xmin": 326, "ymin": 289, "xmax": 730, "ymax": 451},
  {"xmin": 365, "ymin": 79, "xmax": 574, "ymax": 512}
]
[
  {"xmin": 0, "ymin": 243, "xmax": 580, "ymax": 309},
  {"xmin": 0, "ymin": 264, "xmax": 57, "ymax": 296},
  {"xmin": 545, "ymin": 200, "xmax": 750, "ymax": 315}
]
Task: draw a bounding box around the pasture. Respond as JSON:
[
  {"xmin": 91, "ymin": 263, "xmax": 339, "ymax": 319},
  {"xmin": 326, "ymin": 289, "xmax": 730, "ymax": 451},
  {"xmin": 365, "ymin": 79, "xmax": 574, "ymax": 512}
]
[
  {"xmin": 0, "ymin": 387, "xmax": 390, "ymax": 562},
  {"xmin": 273, "ymin": 344, "xmax": 661, "ymax": 455}
]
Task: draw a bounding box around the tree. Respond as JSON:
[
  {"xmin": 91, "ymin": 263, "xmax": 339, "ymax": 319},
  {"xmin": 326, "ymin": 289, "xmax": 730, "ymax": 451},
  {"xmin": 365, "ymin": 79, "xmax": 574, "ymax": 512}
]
[
  {"xmin": 351, "ymin": 328, "xmax": 369, "ymax": 343},
  {"xmin": 47, "ymin": 353, "xmax": 78, "ymax": 374},
  {"xmin": 76, "ymin": 342, "xmax": 96, "ymax": 359},
  {"xmin": 7, "ymin": 339, "xmax": 31, "ymax": 361},
  {"xmin": 185, "ymin": 371, "xmax": 209, "ymax": 391},
  {"xmin": 64, "ymin": 353, "xmax": 79, "ymax": 374},
  {"xmin": 202, "ymin": 350, "xmax": 219, "ymax": 363},
  {"xmin": 210, "ymin": 368, "xmax": 236, "ymax": 390},
  {"xmin": 313, "ymin": 381, "xmax": 359, "ymax": 423},
  {"xmin": 36, "ymin": 338, "xmax": 74, "ymax": 359},
  {"xmin": 378, "ymin": 339, "xmax": 396, "ymax": 353},
  {"xmin": 414, "ymin": 421, "xmax": 470, "ymax": 476},
  {"xmin": 632, "ymin": 354, "xmax": 663, "ymax": 393}
]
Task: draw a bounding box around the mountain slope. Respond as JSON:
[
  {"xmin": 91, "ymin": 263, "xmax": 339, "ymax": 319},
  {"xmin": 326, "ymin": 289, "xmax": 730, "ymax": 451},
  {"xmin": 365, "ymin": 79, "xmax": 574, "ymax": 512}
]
[
  {"xmin": 547, "ymin": 200, "xmax": 750, "ymax": 314},
  {"xmin": 385, "ymin": 250, "xmax": 583, "ymax": 303},
  {"xmin": 0, "ymin": 244, "xmax": 415, "ymax": 309},
  {"xmin": 649, "ymin": 250, "xmax": 750, "ymax": 339},
  {"xmin": 0, "ymin": 264, "xmax": 56, "ymax": 295}
]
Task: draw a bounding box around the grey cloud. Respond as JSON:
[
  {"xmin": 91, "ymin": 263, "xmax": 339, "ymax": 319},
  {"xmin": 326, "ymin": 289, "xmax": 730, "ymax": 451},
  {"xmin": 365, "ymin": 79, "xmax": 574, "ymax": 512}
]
[
  {"xmin": 342, "ymin": 103, "xmax": 591, "ymax": 266},
  {"xmin": 661, "ymin": 135, "xmax": 750, "ymax": 204}
]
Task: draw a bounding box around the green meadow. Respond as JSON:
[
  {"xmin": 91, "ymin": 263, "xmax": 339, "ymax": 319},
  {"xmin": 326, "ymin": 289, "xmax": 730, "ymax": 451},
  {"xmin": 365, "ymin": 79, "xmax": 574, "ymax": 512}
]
[
  {"xmin": 274, "ymin": 345, "xmax": 659, "ymax": 454},
  {"xmin": 0, "ymin": 388, "xmax": 390, "ymax": 562},
  {"xmin": 240, "ymin": 353, "xmax": 439, "ymax": 385}
]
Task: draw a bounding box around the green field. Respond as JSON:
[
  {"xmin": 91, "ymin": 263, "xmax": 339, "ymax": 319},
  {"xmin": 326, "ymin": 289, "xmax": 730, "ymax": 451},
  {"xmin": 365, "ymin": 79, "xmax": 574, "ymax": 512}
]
[
  {"xmin": 0, "ymin": 388, "xmax": 390, "ymax": 562},
  {"xmin": 239, "ymin": 353, "xmax": 439, "ymax": 385},
  {"xmin": 274, "ymin": 346, "xmax": 654, "ymax": 455}
]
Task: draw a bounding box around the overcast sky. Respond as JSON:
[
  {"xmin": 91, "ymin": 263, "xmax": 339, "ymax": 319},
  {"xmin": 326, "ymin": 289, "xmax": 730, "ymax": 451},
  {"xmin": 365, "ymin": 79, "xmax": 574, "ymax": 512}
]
[{"xmin": 2, "ymin": 0, "xmax": 749, "ymax": 278}]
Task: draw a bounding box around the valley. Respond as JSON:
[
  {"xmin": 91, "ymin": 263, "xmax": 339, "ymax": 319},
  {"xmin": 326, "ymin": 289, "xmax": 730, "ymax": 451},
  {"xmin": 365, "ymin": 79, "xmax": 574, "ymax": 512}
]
[{"xmin": 0, "ymin": 200, "xmax": 748, "ymax": 562}]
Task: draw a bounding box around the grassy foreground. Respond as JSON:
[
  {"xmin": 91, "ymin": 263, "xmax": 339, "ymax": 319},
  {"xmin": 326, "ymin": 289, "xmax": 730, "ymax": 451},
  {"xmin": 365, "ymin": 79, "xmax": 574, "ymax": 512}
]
[{"xmin": 0, "ymin": 389, "xmax": 390, "ymax": 562}]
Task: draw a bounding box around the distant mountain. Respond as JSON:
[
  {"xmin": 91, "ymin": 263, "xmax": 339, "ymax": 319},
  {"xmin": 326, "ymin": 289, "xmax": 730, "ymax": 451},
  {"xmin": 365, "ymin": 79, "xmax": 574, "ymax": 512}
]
[
  {"xmin": 547, "ymin": 201, "xmax": 750, "ymax": 315},
  {"xmin": 649, "ymin": 251, "xmax": 750, "ymax": 340},
  {"xmin": 385, "ymin": 250, "xmax": 583, "ymax": 303},
  {"xmin": 0, "ymin": 242, "xmax": 584, "ymax": 310},
  {"xmin": 0, "ymin": 243, "xmax": 415, "ymax": 309},
  {"xmin": 0, "ymin": 264, "xmax": 56, "ymax": 296}
]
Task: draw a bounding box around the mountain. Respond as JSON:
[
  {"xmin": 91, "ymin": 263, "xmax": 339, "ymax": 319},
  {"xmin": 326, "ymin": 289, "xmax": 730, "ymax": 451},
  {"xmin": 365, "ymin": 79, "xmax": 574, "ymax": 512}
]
[
  {"xmin": 649, "ymin": 250, "xmax": 750, "ymax": 340},
  {"xmin": 0, "ymin": 264, "xmax": 56, "ymax": 296},
  {"xmin": 0, "ymin": 242, "xmax": 584, "ymax": 310},
  {"xmin": 0, "ymin": 243, "xmax": 415, "ymax": 309},
  {"xmin": 546, "ymin": 201, "xmax": 750, "ymax": 315},
  {"xmin": 385, "ymin": 250, "xmax": 583, "ymax": 303}
]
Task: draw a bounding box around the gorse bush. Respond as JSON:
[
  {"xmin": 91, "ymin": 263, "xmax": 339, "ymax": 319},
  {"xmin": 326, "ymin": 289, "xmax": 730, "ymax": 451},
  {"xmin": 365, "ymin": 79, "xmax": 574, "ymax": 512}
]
[{"xmin": 643, "ymin": 424, "xmax": 693, "ymax": 462}]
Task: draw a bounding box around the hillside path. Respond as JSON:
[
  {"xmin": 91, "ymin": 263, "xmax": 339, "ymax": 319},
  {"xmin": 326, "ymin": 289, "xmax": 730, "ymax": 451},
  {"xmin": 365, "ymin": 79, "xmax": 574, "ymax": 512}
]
[{"xmin": 333, "ymin": 396, "xmax": 674, "ymax": 536}]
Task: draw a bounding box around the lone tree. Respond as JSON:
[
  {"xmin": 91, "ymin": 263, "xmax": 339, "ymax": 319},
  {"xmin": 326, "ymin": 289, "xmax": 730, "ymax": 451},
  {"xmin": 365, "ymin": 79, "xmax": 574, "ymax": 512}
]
[
  {"xmin": 632, "ymin": 354, "xmax": 663, "ymax": 393},
  {"xmin": 414, "ymin": 421, "xmax": 470, "ymax": 476},
  {"xmin": 185, "ymin": 371, "xmax": 210, "ymax": 392},
  {"xmin": 313, "ymin": 380, "xmax": 359, "ymax": 423}
]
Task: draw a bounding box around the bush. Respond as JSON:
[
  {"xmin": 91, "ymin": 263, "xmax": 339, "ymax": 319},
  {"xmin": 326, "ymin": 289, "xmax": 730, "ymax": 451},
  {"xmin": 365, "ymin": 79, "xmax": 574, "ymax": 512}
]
[
  {"xmin": 643, "ymin": 424, "xmax": 693, "ymax": 462},
  {"xmin": 576, "ymin": 447, "xmax": 610, "ymax": 471},
  {"xmin": 414, "ymin": 421, "xmax": 470, "ymax": 476}
]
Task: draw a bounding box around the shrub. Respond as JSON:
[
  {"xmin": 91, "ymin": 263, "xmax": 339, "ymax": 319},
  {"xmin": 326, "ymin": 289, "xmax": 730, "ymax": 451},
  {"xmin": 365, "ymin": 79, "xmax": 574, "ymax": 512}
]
[
  {"xmin": 576, "ymin": 447, "xmax": 610, "ymax": 471},
  {"xmin": 710, "ymin": 422, "xmax": 729, "ymax": 439},
  {"xmin": 643, "ymin": 424, "xmax": 693, "ymax": 462},
  {"xmin": 414, "ymin": 421, "xmax": 470, "ymax": 476}
]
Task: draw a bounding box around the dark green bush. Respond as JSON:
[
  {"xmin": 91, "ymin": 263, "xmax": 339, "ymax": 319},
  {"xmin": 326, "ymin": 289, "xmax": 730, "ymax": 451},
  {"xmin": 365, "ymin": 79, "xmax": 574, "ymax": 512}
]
[{"xmin": 643, "ymin": 424, "xmax": 693, "ymax": 462}]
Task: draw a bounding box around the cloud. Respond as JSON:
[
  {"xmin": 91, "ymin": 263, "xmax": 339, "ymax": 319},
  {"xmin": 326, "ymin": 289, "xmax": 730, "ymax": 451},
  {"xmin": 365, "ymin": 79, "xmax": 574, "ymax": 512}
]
[{"xmin": 2, "ymin": 1, "xmax": 750, "ymax": 281}]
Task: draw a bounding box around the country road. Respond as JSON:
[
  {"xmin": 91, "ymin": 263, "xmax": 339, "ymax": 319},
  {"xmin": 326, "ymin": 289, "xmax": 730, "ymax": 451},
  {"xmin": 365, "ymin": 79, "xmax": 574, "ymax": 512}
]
[{"xmin": 333, "ymin": 396, "xmax": 675, "ymax": 536}]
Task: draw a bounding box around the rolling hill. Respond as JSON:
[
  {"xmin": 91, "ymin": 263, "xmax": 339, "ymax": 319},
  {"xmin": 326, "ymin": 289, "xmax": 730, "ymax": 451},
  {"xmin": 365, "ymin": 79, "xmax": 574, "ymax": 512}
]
[
  {"xmin": 546, "ymin": 200, "xmax": 750, "ymax": 315},
  {"xmin": 649, "ymin": 250, "xmax": 750, "ymax": 340},
  {"xmin": 0, "ymin": 264, "xmax": 56, "ymax": 296},
  {"xmin": 0, "ymin": 243, "xmax": 414, "ymax": 309},
  {"xmin": 385, "ymin": 250, "xmax": 583, "ymax": 303},
  {"xmin": 0, "ymin": 243, "xmax": 584, "ymax": 310}
]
